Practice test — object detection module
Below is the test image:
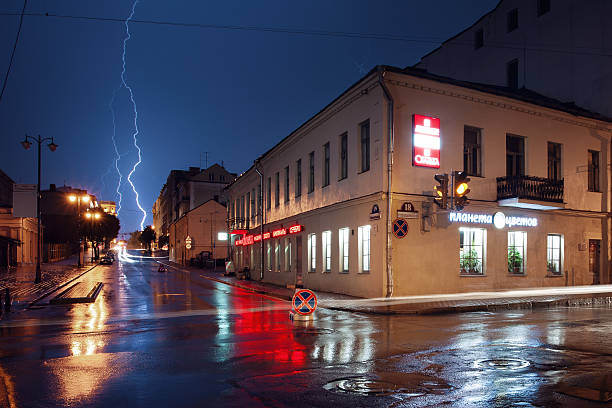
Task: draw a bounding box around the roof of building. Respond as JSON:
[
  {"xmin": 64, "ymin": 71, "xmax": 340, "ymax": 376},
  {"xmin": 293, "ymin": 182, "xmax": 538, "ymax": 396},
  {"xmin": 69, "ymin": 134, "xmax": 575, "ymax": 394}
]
[{"xmin": 225, "ymin": 63, "xmax": 612, "ymax": 191}]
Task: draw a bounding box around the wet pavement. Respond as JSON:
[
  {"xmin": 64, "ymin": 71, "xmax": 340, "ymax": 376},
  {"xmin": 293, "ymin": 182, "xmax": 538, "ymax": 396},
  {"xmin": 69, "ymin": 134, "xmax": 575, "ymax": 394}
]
[{"xmin": 0, "ymin": 250, "xmax": 611, "ymax": 407}]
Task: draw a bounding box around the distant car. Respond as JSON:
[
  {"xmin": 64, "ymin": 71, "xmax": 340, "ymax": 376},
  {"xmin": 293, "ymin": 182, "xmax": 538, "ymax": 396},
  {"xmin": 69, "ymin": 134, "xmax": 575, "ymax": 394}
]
[{"xmin": 100, "ymin": 256, "xmax": 113, "ymax": 265}]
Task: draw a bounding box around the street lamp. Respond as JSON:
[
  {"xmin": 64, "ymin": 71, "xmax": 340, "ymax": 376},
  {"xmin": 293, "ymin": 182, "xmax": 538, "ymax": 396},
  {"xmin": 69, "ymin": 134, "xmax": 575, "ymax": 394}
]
[
  {"xmin": 20, "ymin": 134, "xmax": 58, "ymax": 283},
  {"xmin": 68, "ymin": 194, "xmax": 90, "ymax": 267}
]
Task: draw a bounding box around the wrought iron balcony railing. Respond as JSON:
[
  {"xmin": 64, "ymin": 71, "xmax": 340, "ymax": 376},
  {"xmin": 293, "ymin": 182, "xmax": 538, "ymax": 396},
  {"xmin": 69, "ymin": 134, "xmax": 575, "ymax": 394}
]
[{"xmin": 496, "ymin": 175, "xmax": 564, "ymax": 203}]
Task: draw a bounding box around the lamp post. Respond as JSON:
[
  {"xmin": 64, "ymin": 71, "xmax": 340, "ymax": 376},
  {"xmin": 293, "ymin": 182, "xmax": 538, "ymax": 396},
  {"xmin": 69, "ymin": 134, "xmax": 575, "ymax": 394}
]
[
  {"xmin": 20, "ymin": 134, "xmax": 58, "ymax": 284},
  {"xmin": 85, "ymin": 211, "xmax": 101, "ymax": 262},
  {"xmin": 68, "ymin": 194, "xmax": 90, "ymax": 267}
]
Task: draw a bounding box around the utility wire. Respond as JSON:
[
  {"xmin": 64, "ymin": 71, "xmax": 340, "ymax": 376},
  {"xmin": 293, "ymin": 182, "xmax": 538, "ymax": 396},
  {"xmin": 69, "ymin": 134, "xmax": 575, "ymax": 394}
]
[
  {"xmin": 0, "ymin": 0, "xmax": 28, "ymax": 106},
  {"xmin": 1, "ymin": 11, "xmax": 612, "ymax": 58}
]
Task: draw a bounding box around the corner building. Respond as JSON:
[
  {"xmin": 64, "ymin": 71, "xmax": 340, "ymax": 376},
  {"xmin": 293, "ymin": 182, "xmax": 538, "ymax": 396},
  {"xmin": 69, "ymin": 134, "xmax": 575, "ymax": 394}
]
[{"xmin": 226, "ymin": 66, "xmax": 612, "ymax": 298}]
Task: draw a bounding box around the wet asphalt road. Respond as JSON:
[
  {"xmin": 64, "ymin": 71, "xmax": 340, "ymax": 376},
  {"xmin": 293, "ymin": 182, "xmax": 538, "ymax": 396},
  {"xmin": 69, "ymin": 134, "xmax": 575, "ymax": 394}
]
[{"xmin": 0, "ymin": 251, "xmax": 611, "ymax": 407}]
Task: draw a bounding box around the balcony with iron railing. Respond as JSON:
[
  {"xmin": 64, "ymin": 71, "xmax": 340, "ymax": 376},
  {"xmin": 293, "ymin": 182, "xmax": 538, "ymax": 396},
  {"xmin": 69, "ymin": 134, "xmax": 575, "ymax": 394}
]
[{"xmin": 496, "ymin": 175, "xmax": 564, "ymax": 209}]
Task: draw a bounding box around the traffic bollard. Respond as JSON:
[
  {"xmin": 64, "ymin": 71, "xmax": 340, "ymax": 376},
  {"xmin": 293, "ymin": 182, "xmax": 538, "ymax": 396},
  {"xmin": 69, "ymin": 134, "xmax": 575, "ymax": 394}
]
[{"xmin": 4, "ymin": 288, "xmax": 10, "ymax": 313}]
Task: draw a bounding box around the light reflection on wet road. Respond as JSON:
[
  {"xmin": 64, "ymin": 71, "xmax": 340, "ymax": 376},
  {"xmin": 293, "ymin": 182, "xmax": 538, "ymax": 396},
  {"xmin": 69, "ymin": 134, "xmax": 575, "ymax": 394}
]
[{"xmin": 0, "ymin": 252, "xmax": 610, "ymax": 407}]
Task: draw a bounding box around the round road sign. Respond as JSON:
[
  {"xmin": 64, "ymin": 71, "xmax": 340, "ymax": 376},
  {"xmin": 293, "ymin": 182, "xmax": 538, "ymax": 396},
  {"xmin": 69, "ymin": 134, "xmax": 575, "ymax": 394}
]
[
  {"xmin": 292, "ymin": 289, "xmax": 317, "ymax": 315},
  {"xmin": 393, "ymin": 218, "xmax": 408, "ymax": 238}
]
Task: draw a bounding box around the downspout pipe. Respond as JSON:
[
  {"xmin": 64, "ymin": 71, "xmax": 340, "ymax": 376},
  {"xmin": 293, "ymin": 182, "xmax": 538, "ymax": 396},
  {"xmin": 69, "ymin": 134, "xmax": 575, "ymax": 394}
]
[
  {"xmin": 378, "ymin": 67, "xmax": 394, "ymax": 298},
  {"xmin": 254, "ymin": 160, "xmax": 265, "ymax": 281}
]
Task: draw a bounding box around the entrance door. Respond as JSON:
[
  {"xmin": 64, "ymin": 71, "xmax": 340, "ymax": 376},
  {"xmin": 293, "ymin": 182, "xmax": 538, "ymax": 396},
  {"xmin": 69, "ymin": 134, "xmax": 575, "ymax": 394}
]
[
  {"xmin": 589, "ymin": 239, "xmax": 601, "ymax": 285},
  {"xmin": 295, "ymin": 236, "xmax": 302, "ymax": 287}
]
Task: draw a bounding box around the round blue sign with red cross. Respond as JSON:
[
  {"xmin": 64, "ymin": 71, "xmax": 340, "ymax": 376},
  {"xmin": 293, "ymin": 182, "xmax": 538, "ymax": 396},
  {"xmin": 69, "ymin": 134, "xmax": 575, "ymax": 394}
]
[
  {"xmin": 393, "ymin": 218, "xmax": 408, "ymax": 238},
  {"xmin": 292, "ymin": 289, "xmax": 317, "ymax": 315}
]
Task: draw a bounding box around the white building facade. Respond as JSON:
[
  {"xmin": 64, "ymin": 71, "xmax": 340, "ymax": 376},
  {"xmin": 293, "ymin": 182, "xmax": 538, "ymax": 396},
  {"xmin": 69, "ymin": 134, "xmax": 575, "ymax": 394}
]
[
  {"xmin": 226, "ymin": 66, "xmax": 612, "ymax": 298},
  {"xmin": 415, "ymin": 0, "xmax": 612, "ymax": 118}
]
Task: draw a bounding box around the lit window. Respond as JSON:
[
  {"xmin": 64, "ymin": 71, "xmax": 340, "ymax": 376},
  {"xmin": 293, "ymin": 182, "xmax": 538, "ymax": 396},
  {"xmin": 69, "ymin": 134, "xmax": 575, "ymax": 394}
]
[
  {"xmin": 508, "ymin": 231, "xmax": 526, "ymax": 274},
  {"xmin": 308, "ymin": 233, "xmax": 316, "ymax": 272},
  {"xmin": 339, "ymin": 227, "xmax": 349, "ymax": 273},
  {"xmin": 266, "ymin": 242, "xmax": 271, "ymax": 271},
  {"xmin": 275, "ymin": 241, "xmax": 281, "ymax": 272},
  {"xmin": 547, "ymin": 234, "xmax": 562, "ymax": 275},
  {"xmin": 285, "ymin": 238, "xmax": 292, "ymax": 272},
  {"xmin": 322, "ymin": 230, "xmax": 331, "ymax": 272},
  {"xmin": 358, "ymin": 225, "xmax": 371, "ymax": 273},
  {"xmin": 459, "ymin": 227, "xmax": 485, "ymax": 275}
]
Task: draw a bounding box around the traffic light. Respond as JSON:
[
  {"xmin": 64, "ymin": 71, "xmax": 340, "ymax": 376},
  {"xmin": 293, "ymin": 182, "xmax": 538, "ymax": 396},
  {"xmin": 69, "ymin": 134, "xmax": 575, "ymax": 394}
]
[
  {"xmin": 433, "ymin": 174, "xmax": 448, "ymax": 209},
  {"xmin": 453, "ymin": 171, "xmax": 471, "ymax": 210}
]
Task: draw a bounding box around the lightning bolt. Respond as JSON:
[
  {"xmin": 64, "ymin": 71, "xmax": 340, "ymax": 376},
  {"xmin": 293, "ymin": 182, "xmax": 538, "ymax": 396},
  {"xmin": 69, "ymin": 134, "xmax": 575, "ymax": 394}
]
[
  {"xmin": 121, "ymin": 0, "xmax": 147, "ymax": 231},
  {"xmin": 110, "ymin": 88, "xmax": 123, "ymax": 216}
]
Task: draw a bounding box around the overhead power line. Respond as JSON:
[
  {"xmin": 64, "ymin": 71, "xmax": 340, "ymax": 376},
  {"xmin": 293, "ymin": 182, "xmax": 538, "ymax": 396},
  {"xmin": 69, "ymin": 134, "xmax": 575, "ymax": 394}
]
[
  {"xmin": 0, "ymin": 0, "xmax": 28, "ymax": 106},
  {"xmin": 0, "ymin": 10, "xmax": 611, "ymax": 58}
]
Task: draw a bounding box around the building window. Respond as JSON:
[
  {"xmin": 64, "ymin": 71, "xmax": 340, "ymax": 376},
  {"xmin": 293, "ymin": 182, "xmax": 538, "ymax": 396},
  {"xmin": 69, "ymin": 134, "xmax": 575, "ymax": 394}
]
[
  {"xmin": 537, "ymin": 0, "xmax": 550, "ymax": 16},
  {"xmin": 474, "ymin": 28, "xmax": 484, "ymax": 49},
  {"xmin": 274, "ymin": 172, "xmax": 280, "ymax": 207},
  {"xmin": 588, "ymin": 150, "xmax": 600, "ymax": 192},
  {"xmin": 322, "ymin": 230, "xmax": 331, "ymax": 272},
  {"xmin": 507, "ymin": 59, "xmax": 519, "ymax": 89},
  {"xmin": 339, "ymin": 132, "xmax": 348, "ymax": 180},
  {"xmin": 506, "ymin": 134, "xmax": 525, "ymax": 177},
  {"xmin": 459, "ymin": 227, "xmax": 485, "ymax": 275},
  {"xmin": 507, "ymin": 8, "xmax": 519, "ymax": 32},
  {"xmin": 266, "ymin": 242, "xmax": 272, "ymax": 271},
  {"xmin": 323, "ymin": 142, "xmax": 330, "ymax": 187},
  {"xmin": 266, "ymin": 177, "xmax": 271, "ymax": 210},
  {"xmin": 284, "ymin": 166, "xmax": 289, "ymax": 203},
  {"xmin": 285, "ymin": 238, "xmax": 292, "ymax": 272},
  {"xmin": 308, "ymin": 151, "xmax": 315, "ymax": 193},
  {"xmin": 547, "ymin": 142, "xmax": 562, "ymax": 181},
  {"xmin": 275, "ymin": 241, "xmax": 281, "ymax": 272},
  {"xmin": 295, "ymin": 159, "xmax": 302, "ymax": 197},
  {"xmin": 547, "ymin": 234, "xmax": 562, "ymax": 275},
  {"xmin": 508, "ymin": 231, "xmax": 526, "ymax": 275},
  {"xmin": 360, "ymin": 120, "xmax": 370, "ymax": 172},
  {"xmin": 308, "ymin": 233, "xmax": 316, "ymax": 272},
  {"xmin": 257, "ymin": 184, "xmax": 261, "ymax": 215},
  {"xmin": 464, "ymin": 126, "xmax": 482, "ymax": 177},
  {"xmin": 358, "ymin": 225, "xmax": 371, "ymax": 273},
  {"xmin": 339, "ymin": 227, "xmax": 349, "ymax": 273}
]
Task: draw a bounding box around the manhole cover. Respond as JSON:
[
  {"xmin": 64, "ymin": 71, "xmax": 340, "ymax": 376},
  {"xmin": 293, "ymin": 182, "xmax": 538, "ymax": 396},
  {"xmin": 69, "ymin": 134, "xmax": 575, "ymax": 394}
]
[
  {"xmin": 324, "ymin": 377, "xmax": 415, "ymax": 397},
  {"xmin": 474, "ymin": 358, "xmax": 530, "ymax": 370}
]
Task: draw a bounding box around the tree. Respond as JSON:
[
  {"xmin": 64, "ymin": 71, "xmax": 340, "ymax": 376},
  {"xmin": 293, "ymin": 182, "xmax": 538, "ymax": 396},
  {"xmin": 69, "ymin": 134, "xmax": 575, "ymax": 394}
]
[
  {"xmin": 128, "ymin": 231, "xmax": 142, "ymax": 249},
  {"xmin": 158, "ymin": 234, "xmax": 169, "ymax": 249},
  {"xmin": 140, "ymin": 226, "xmax": 156, "ymax": 251}
]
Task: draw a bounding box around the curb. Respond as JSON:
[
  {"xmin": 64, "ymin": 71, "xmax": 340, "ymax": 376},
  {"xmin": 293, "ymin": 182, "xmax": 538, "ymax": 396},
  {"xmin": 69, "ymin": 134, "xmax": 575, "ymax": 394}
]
[
  {"xmin": 27, "ymin": 263, "xmax": 100, "ymax": 309},
  {"xmin": 157, "ymin": 261, "xmax": 292, "ymax": 302},
  {"xmin": 156, "ymin": 261, "xmax": 612, "ymax": 315}
]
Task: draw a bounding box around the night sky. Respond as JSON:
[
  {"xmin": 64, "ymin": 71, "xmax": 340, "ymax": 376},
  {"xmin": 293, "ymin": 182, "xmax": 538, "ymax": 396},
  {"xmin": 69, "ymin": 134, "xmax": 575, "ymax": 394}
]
[{"xmin": 0, "ymin": 0, "xmax": 498, "ymax": 233}]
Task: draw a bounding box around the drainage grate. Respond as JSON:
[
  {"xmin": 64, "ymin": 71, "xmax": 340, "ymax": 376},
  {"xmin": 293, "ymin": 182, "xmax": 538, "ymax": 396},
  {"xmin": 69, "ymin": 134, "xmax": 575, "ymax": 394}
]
[
  {"xmin": 474, "ymin": 358, "xmax": 530, "ymax": 370},
  {"xmin": 324, "ymin": 377, "xmax": 414, "ymax": 397}
]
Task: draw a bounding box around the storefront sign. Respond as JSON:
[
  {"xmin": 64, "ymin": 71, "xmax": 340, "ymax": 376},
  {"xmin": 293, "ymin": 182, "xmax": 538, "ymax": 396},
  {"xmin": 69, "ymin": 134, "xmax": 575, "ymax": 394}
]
[
  {"xmin": 412, "ymin": 114, "xmax": 440, "ymax": 168},
  {"xmin": 272, "ymin": 228, "xmax": 287, "ymax": 238},
  {"xmin": 449, "ymin": 211, "xmax": 538, "ymax": 229},
  {"xmin": 235, "ymin": 224, "xmax": 304, "ymax": 246},
  {"xmin": 289, "ymin": 225, "xmax": 303, "ymax": 234}
]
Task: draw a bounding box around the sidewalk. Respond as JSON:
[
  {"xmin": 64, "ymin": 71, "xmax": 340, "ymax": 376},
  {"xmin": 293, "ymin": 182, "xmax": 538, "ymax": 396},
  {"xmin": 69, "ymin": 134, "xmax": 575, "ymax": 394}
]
[
  {"xmin": 161, "ymin": 260, "xmax": 612, "ymax": 315},
  {"xmin": 0, "ymin": 255, "xmax": 98, "ymax": 312}
]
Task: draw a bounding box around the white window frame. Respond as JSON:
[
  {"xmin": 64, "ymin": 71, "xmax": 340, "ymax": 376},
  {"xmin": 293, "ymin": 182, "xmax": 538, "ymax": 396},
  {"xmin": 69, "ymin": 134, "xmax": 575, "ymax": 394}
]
[
  {"xmin": 275, "ymin": 241, "xmax": 281, "ymax": 272},
  {"xmin": 285, "ymin": 238, "xmax": 292, "ymax": 272},
  {"xmin": 358, "ymin": 225, "xmax": 371, "ymax": 273},
  {"xmin": 266, "ymin": 242, "xmax": 272, "ymax": 271},
  {"xmin": 508, "ymin": 231, "xmax": 527, "ymax": 275},
  {"xmin": 308, "ymin": 233, "xmax": 316, "ymax": 272},
  {"xmin": 547, "ymin": 234, "xmax": 563, "ymax": 275},
  {"xmin": 322, "ymin": 230, "xmax": 331, "ymax": 272},
  {"xmin": 459, "ymin": 227, "xmax": 485, "ymax": 275},
  {"xmin": 339, "ymin": 227, "xmax": 349, "ymax": 273}
]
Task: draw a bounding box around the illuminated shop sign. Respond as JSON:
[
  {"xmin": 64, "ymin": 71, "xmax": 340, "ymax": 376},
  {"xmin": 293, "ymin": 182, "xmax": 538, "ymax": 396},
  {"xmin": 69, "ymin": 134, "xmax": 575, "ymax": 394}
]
[
  {"xmin": 449, "ymin": 212, "xmax": 537, "ymax": 229},
  {"xmin": 412, "ymin": 114, "xmax": 440, "ymax": 168},
  {"xmin": 235, "ymin": 225, "xmax": 303, "ymax": 246}
]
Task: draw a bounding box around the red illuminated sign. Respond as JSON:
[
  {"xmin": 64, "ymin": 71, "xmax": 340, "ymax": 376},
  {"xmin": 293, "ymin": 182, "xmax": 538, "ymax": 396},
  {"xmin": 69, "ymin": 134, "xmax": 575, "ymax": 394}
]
[
  {"xmin": 253, "ymin": 234, "xmax": 262, "ymax": 242},
  {"xmin": 289, "ymin": 225, "xmax": 303, "ymax": 234},
  {"xmin": 412, "ymin": 114, "xmax": 440, "ymax": 168},
  {"xmin": 235, "ymin": 239, "xmax": 243, "ymax": 246},
  {"xmin": 244, "ymin": 235, "xmax": 254, "ymax": 245},
  {"xmin": 231, "ymin": 229, "xmax": 247, "ymax": 235},
  {"xmin": 272, "ymin": 228, "xmax": 287, "ymax": 238},
  {"xmin": 263, "ymin": 232, "xmax": 271, "ymax": 240}
]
